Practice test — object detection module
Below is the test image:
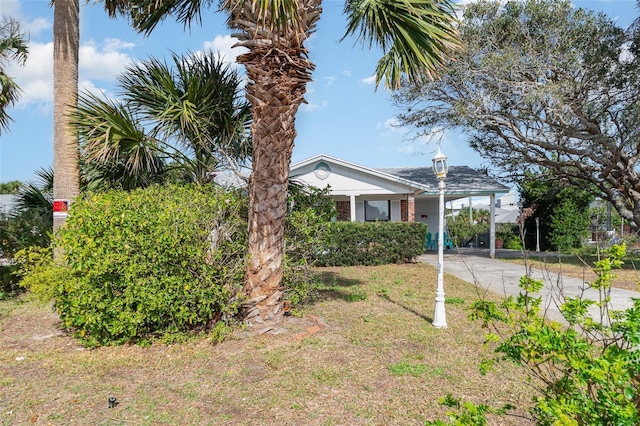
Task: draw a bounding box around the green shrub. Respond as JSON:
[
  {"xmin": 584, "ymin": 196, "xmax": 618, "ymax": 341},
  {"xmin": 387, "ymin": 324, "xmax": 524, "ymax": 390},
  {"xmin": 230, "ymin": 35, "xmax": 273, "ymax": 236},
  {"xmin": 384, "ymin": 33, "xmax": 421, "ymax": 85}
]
[
  {"xmin": 283, "ymin": 183, "xmax": 336, "ymax": 306},
  {"xmin": 0, "ymin": 209, "xmax": 51, "ymax": 259},
  {"xmin": 14, "ymin": 246, "xmax": 68, "ymax": 303},
  {"xmin": 0, "ymin": 263, "xmax": 20, "ymax": 299},
  {"xmin": 447, "ymin": 208, "xmax": 490, "ymax": 248},
  {"xmin": 550, "ymin": 199, "xmax": 591, "ymax": 253},
  {"xmin": 314, "ymin": 221, "xmax": 427, "ymax": 267},
  {"xmin": 496, "ymin": 223, "xmax": 522, "ymax": 250},
  {"xmin": 435, "ymin": 244, "xmax": 640, "ymax": 424},
  {"xmin": 0, "ymin": 209, "xmax": 52, "ymax": 297},
  {"xmin": 20, "ymin": 184, "xmax": 247, "ymax": 347}
]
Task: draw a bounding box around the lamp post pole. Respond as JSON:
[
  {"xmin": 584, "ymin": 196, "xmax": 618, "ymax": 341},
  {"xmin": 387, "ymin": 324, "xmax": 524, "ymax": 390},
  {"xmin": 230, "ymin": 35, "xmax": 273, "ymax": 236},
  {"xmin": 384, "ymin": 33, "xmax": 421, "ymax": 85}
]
[{"xmin": 432, "ymin": 148, "xmax": 448, "ymax": 328}]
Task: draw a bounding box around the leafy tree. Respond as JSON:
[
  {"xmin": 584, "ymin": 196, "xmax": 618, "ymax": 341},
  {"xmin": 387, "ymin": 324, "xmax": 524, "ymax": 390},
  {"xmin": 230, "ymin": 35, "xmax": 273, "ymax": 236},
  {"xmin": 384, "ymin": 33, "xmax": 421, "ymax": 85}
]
[
  {"xmin": 0, "ymin": 17, "xmax": 28, "ymax": 134},
  {"xmin": 102, "ymin": 0, "xmax": 461, "ymax": 331},
  {"xmin": 72, "ymin": 49, "xmax": 251, "ymax": 190},
  {"xmin": 446, "ymin": 208, "xmax": 489, "ymax": 248},
  {"xmin": 0, "ymin": 180, "xmax": 22, "ymax": 194},
  {"xmin": 549, "ymin": 199, "xmax": 591, "ymax": 253},
  {"xmin": 393, "ymin": 0, "xmax": 640, "ymax": 231},
  {"xmin": 519, "ymin": 170, "xmax": 593, "ymax": 252}
]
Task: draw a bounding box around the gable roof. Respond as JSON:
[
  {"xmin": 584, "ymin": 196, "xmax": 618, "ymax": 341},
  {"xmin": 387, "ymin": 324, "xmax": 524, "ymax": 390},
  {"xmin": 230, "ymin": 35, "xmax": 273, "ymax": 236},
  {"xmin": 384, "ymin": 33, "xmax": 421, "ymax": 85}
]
[
  {"xmin": 290, "ymin": 154, "xmax": 432, "ymax": 193},
  {"xmin": 291, "ymin": 154, "xmax": 509, "ymax": 197}
]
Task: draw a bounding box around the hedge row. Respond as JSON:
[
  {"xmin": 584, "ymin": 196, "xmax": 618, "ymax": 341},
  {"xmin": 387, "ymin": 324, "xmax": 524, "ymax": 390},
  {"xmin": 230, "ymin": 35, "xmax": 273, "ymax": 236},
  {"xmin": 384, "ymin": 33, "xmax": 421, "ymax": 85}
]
[{"xmin": 313, "ymin": 221, "xmax": 427, "ymax": 267}]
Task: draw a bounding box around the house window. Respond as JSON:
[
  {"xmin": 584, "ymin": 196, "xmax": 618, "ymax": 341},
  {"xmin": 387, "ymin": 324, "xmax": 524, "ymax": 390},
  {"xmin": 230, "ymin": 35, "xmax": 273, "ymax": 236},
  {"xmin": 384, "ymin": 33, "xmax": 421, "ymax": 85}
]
[{"xmin": 365, "ymin": 200, "xmax": 390, "ymax": 221}]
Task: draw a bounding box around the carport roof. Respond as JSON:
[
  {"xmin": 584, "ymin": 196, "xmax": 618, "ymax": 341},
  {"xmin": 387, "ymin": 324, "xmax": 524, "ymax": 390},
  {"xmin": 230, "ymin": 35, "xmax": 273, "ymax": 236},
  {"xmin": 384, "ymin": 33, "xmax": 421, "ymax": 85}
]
[{"xmin": 377, "ymin": 166, "xmax": 510, "ymax": 196}]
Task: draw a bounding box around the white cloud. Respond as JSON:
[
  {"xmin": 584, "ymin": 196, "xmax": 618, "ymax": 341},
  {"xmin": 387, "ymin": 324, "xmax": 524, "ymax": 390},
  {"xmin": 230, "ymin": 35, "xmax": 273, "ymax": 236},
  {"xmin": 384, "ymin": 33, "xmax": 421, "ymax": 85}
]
[
  {"xmin": 620, "ymin": 41, "xmax": 635, "ymax": 63},
  {"xmin": 80, "ymin": 39, "xmax": 135, "ymax": 81},
  {"xmin": 360, "ymin": 75, "xmax": 376, "ymax": 85},
  {"xmin": 380, "ymin": 117, "xmax": 402, "ymax": 132},
  {"xmin": 324, "ymin": 75, "xmax": 336, "ymax": 87},
  {"xmin": 306, "ymin": 85, "xmax": 316, "ymax": 96},
  {"xmin": 378, "ymin": 117, "xmax": 411, "ymax": 137},
  {"xmin": 103, "ymin": 38, "xmax": 135, "ymax": 52},
  {"xmin": 299, "ymin": 99, "xmax": 328, "ymax": 113},
  {"xmin": 1, "ymin": 0, "xmax": 21, "ymax": 17},
  {"xmin": 7, "ymin": 36, "xmax": 135, "ymax": 107},
  {"xmin": 7, "ymin": 41, "xmax": 52, "ymax": 104},
  {"xmin": 202, "ymin": 35, "xmax": 248, "ymax": 69},
  {"xmin": 79, "ymin": 80, "xmax": 116, "ymax": 101},
  {"xmin": 5, "ymin": 0, "xmax": 51, "ymax": 38},
  {"xmin": 422, "ymin": 127, "xmax": 446, "ymax": 142},
  {"xmin": 24, "ymin": 17, "xmax": 50, "ymax": 37},
  {"xmin": 394, "ymin": 127, "xmax": 446, "ymax": 155}
]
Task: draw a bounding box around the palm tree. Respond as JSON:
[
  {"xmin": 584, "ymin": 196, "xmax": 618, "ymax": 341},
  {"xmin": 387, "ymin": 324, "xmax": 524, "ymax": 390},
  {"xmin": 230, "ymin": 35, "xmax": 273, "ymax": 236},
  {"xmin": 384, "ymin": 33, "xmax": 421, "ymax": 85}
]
[
  {"xmin": 72, "ymin": 49, "xmax": 252, "ymax": 191},
  {"xmin": 52, "ymin": 0, "xmax": 80, "ymax": 232},
  {"xmin": 0, "ymin": 17, "xmax": 29, "ymax": 135},
  {"xmin": 105, "ymin": 0, "xmax": 461, "ymax": 331}
]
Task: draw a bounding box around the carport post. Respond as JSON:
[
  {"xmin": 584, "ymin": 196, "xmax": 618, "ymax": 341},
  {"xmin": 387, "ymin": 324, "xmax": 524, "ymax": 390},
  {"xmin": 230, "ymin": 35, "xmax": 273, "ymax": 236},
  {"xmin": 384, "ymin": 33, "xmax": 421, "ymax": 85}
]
[{"xmin": 490, "ymin": 193, "xmax": 496, "ymax": 258}]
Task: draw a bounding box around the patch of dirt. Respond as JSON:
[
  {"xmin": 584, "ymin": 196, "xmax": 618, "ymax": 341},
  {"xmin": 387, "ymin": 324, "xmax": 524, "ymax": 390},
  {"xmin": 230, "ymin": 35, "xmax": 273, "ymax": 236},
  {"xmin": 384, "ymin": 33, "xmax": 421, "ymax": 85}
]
[{"xmin": 0, "ymin": 305, "xmax": 77, "ymax": 353}]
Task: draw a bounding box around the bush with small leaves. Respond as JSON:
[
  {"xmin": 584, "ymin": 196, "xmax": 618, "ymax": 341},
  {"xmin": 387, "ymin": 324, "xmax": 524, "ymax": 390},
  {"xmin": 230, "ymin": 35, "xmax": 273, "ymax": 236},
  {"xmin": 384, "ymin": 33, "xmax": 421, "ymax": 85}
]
[
  {"xmin": 282, "ymin": 183, "xmax": 336, "ymax": 306},
  {"xmin": 434, "ymin": 244, "xmax": 640, "ymax": 424},
  {"xmin": 19, "ymin": 184, "xmax": 247, "ymax": 347},
  {"xmin": 314, "ymin": 221, "xmax": 427, "ymax": 267}
]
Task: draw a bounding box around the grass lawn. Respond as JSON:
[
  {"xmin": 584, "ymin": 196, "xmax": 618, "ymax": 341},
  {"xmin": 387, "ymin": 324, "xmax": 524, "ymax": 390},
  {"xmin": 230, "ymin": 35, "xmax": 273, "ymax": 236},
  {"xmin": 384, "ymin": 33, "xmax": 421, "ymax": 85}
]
[
  {"xmin": 0, "ymin": 263, "xmax": 534, "ymax": 425},
  {"xmin": 501, "ymin": 252, "xmax": 640, "ymax": 292}
]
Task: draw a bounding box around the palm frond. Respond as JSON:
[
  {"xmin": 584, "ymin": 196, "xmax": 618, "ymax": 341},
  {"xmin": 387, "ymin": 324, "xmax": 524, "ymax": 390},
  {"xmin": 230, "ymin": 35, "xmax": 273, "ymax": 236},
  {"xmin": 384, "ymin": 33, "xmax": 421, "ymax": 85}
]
[
  {"xmin": 73, "ymin": 90, "xmax": 165, "ymax": 175},
  {"xmin": 14, "ymin": 167, "xmax": 53, "ymax": 216},
  {"xmin": 119, "ymin": 49, "xmax": 252, "ymax": 173},
  {"xmin": 223, "ymin": 0, "xmax": 308, "ymax": 36},
  {"xmin": 0, "ymin": 17, "xmax": 29, "ymax": 134},
  {"xmin": 0, "ymin": 17, "xmax": 28, "ymax": 65},
  {"xmin": 342, "ymin": 0, "xmax": 461, "ymax": 88},
  {"xmin": 112, "ymin": 0, "xmax": 216, "ymax": 35}
]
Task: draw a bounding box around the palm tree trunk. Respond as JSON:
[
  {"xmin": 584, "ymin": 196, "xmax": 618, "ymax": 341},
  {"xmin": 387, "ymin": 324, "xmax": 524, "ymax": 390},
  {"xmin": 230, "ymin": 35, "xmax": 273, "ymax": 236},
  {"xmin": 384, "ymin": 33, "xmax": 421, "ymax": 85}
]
[
  {"xmin": 241, "ymin": 49, "xmax": 312, "ymax": 332},
  {"xmin": 238, "ymin": 38, "xmax": 317, "ymax": 333},
  {"xmin": 53, "ymin": 0, "xmax": 80, "ymax": 232}
]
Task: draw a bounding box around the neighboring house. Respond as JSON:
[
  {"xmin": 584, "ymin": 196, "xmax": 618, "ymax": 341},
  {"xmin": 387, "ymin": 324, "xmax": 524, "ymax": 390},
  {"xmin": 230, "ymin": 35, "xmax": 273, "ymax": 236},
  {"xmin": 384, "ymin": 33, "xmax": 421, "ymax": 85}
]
[
  {"xmin": 0, "ymin": 194, "xmax": 19, "ymax": 216},
  {"xmin": 454, "ymin": 202, "xmax": 520, "ymax": 224},
  {"xmin": 289, "ymin": 154, "xmax": 510, "ymax": 257},
  {"xmin": 497, "ymin": 191, "xmax": 518, "ymax": 210}
]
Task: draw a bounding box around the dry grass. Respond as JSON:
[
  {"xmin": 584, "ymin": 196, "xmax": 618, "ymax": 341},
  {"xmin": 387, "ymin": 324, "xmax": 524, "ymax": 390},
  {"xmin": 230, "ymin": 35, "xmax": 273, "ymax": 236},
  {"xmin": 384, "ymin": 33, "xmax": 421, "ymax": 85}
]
[
  {"xmin": 0, "ymin": 263, "xmax": 534, "ymax": 426},
  {"xmin": 501, "ymin": 254, "xmax": 640, "ymax": 292}
]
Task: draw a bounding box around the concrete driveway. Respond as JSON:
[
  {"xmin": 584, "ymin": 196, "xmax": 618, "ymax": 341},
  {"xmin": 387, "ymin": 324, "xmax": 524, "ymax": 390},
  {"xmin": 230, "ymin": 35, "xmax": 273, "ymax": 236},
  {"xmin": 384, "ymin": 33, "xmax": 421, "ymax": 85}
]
[{"xmin": 418, "ymin": 248, "xmax": 640, "ymax": 323}]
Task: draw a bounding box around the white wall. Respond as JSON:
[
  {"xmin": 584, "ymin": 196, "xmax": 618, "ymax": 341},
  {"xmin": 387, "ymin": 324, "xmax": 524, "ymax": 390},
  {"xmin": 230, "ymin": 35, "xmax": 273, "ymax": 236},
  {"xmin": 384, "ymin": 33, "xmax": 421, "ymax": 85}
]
[{"xmin": 415, "ymin": 199, "xmax": 439, "ymax": 235}]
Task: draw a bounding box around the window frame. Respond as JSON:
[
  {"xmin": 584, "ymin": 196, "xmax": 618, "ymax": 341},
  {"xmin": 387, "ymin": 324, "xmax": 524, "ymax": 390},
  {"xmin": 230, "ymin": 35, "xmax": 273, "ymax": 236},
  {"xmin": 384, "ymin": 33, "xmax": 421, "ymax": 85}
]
[{"xmin": 364, "ymin": 200, "xmax": 391, "ymax": 222}]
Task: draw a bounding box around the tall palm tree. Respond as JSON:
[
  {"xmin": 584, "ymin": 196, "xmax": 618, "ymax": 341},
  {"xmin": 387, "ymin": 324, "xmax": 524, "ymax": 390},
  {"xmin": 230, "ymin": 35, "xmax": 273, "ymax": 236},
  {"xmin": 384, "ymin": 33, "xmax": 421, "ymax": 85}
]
[
  {"xmin": 72, "ymin": 49, "xmax": 251, "ymax": 190},
  {"xmin": 105, "ymin": 0, "xmax": 461, "ymax": 331},
  {"xmin": 52, "ymin": 0, "xmax": 80, "ymax": 232},
  {"xmin": 0, "ymin": 17, "xmax": 29, "ymax": 135}
]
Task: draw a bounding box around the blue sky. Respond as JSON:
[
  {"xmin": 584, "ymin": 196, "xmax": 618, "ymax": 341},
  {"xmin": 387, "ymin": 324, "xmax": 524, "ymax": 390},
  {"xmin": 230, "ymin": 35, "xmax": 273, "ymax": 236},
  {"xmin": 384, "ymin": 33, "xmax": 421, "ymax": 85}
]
[{"xmin": 0, "ymin": 0, "xmax": 638, "ymax": 184}]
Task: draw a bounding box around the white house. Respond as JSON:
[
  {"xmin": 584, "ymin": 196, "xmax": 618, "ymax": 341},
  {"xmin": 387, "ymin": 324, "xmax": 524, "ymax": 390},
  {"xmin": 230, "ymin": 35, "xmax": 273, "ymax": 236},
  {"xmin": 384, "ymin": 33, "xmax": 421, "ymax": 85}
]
[
  {"xmin": 0, "ymin": 194, "xmax": 18, "ymax": 216},
  {"xmin": 289, "ymin": 154, "xmax": 510, "ymax": 257}
]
